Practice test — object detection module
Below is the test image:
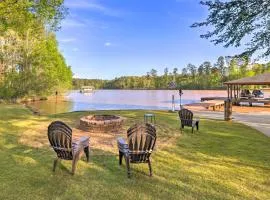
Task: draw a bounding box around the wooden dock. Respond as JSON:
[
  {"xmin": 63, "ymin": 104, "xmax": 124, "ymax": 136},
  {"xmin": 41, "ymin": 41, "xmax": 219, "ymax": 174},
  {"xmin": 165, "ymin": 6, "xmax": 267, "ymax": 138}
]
[
  {"xmin": 201, "ymin": 100, "xmax": 225, "ymax": 111},
  {"xmin": 200, "ymin": 97, "xmax": 226, "ymax": 110},
  {"xmin": 187, "ymin": 100, "xmax": 225, "ymax": 111},
  {"xmin": 197, "ymin": 96, "xmax": 270, "ymax": 109},
  {"xmin": 201, "ymin": 97, "xmax": 227, "ymax": 102}
]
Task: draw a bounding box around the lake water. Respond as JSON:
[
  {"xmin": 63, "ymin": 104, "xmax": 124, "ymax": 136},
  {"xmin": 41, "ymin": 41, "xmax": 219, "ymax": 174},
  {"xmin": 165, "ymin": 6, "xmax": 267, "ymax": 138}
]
[{"xmin": 27, "ymin": 90, "xmax": 227, "ymax": 114}]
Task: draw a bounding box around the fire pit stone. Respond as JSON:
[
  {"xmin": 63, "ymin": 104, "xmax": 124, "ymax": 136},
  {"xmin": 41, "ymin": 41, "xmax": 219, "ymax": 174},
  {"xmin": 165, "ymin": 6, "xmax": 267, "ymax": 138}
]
[{"xmin": 80, "ymin": 114, "xmax": 125, "ymax": 133}]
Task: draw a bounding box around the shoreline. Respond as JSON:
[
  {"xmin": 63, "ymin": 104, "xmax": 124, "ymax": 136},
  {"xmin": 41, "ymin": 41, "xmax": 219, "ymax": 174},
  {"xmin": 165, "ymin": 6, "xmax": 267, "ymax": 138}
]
[
  {"xmin": 23, "ymin": 100, "xmax": 270, "ymax": 115},
  {"xmin": 185, "ymin": 104, "xmax": 270, "ymax": 113},
  {"xmin": 13, "ymin": 89, "xmax": 270, "ymax": 115},
  {"xmin": 73, "ymin": 88, "xmax": 227, "ymax": 91}
]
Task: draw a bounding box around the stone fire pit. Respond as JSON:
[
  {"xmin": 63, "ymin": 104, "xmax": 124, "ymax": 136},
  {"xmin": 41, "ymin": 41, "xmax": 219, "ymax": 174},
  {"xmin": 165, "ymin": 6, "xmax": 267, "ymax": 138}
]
[{"xmin": 80, "ymin": 114, "xmax": 125, "ymax": 133}]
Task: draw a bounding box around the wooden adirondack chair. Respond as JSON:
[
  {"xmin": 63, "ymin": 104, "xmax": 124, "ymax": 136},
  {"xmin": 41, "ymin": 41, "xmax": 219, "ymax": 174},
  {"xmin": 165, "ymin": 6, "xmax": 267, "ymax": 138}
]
[
  {"xmin": 178, "ymin": 109, "xmax": 199, "ymax": 133},
  {"xmin": 117, "ymin": 123, "xmax": 156, "ymax": 178},
  {"xmin": 48, "ymin": 121, "xmax": 90, "ymax": 175}
]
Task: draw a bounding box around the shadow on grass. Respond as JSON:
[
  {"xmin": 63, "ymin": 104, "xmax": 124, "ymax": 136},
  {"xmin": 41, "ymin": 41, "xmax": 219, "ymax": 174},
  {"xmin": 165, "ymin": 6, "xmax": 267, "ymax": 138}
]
[{"xmin": 168, "ymin": 119, "xmax": 270, "ymax": 168}]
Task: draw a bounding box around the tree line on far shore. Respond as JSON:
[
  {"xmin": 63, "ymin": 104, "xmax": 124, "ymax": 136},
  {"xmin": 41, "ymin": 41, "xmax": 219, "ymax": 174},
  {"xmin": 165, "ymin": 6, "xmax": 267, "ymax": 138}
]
[
  {"xmin": 0, "ymin": 1, "xmax": 72, "ymax": 100},
  {"xmin": 2, "ymin": 0, "xmax": 270, "ymax": 99},
  {"xmin": 73, "ymin": 56, "xmax": 270, "ymax": 90}
]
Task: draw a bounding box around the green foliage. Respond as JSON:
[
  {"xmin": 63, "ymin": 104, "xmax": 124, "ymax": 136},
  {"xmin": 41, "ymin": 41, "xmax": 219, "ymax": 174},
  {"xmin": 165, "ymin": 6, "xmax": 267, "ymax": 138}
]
[
  {"xmin": 0, "ymin": 0, "xmax": 72, "ymax": 99},
  {"xmin": 73, "ymin": 56, "xmax": 270, "ymax": 90},
  {"xmin": 73, "ymin": 79, "xmax": 108, "ymax": 90},
  {"xmin": 192, "ymin": 0, "xmax": 270, "ymax": 58},
  {"xmin": 0, "ymin": 0, "xmax": 67, "ymax": 32}
]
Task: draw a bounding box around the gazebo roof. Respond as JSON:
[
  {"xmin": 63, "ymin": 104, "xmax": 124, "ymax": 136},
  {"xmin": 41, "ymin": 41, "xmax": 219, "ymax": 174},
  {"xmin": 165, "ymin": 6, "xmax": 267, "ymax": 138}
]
[{"xmin": 224, "ymin": 73, "xmax": 270, "ymax": 85}]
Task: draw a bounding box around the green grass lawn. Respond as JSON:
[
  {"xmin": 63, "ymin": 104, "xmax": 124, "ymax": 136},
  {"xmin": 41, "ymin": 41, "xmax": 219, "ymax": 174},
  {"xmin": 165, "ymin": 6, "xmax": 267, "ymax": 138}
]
[{"xmin": 0, "ymin": 104, "xmax": 270, "ymax": 200}]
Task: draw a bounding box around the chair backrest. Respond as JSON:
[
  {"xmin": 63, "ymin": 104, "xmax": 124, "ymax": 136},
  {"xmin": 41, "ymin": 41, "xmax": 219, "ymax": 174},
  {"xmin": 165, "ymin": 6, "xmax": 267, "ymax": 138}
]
[
  {"xmin": 48, "ymin": 121, "xmax": 73, "ymax": 160},
  {"xmin": 178, "ymin": 109, "xmax": 193, "ymax": 126},
  {"xmin": 127, "ymin": 123, "xmax": 156, "ymax": 163}
]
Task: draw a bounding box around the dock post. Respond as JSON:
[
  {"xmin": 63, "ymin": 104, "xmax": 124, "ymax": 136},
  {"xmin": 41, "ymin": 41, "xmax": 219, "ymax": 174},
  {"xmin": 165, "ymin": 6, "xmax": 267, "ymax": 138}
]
[
  {"xmin": 224, "ymin": 99, "xmax": 232, "ymax": 121},
  {"xmin": 179, "ymin": 89, "xmax": 183, "ymax": 110},
  {"xmin": 172, "ymin": 95, "xmax": 175, "ymax": 112}
]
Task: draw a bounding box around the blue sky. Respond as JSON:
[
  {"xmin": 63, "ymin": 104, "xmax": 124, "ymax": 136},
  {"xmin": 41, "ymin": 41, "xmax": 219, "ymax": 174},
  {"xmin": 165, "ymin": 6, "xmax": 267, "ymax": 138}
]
[{"xmin": 57, "ymin": 0, "xmax": 244, "ymax": 79}]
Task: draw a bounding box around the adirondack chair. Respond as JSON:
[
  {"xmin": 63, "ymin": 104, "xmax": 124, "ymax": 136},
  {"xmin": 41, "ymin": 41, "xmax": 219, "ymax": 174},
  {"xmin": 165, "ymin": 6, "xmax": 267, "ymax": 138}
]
[
  {"xmin": 117, "ymin": 123, "xmax": 156, "ymax": 178},
  {"xmin": 48, "ymin": 121, "xmax": 90, "ymax": 175},
  {"xmin": 178, "ymin": 109, "xmax": 199, "ymax": 133}
]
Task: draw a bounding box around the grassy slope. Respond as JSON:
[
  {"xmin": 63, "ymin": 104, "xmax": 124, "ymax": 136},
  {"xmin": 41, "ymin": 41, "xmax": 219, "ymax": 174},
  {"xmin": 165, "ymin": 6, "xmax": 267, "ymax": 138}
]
[{"xmin": 0, "ymin": 104, "xmax": 269, "ymax": 200}]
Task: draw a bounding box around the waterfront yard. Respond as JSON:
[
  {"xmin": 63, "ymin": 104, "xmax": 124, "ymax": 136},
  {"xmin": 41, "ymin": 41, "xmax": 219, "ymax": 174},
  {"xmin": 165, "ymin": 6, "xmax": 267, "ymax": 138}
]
[{"xmin": 0, "ymin": 104, "xmax": 270, "ymax": 200}]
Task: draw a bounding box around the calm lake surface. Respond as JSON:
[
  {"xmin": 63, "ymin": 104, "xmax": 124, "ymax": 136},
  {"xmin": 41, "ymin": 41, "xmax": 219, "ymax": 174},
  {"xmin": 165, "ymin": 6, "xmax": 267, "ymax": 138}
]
[{"xmin": 27, "ymin": 90, "xmax": 227, "ymax": 114}]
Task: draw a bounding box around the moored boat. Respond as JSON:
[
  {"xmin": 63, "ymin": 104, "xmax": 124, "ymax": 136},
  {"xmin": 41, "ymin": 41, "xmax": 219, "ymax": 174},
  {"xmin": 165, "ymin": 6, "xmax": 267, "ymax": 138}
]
[{"xmin": 80, "ymin": 86, "xmax": 95, "ymax": 93}]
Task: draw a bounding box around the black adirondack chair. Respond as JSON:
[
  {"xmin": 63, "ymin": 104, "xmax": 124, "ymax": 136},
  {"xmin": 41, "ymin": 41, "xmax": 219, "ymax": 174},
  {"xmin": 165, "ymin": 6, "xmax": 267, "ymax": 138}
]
[
  {"xmin": 48, "ymin": 121, "xmax": 90, "ymax": 175},
  {"xmin": 178, "ymin": 109, "xmax": 199, "ymax": 133},
  {"xmin": 117, "ymin": 123, "xmax": 157, "ymax": 178}
]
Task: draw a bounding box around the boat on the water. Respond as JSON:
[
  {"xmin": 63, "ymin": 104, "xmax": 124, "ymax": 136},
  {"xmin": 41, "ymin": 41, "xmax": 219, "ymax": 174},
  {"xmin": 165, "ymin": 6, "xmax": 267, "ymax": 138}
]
[{"xmin": 80, "ymin": 86, "xmax": 95, "ymax": 93}]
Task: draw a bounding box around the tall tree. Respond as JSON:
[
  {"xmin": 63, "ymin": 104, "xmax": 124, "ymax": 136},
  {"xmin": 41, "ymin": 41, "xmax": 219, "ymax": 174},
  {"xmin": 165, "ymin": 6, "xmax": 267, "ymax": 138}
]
[
  {"xmin": 172, "ymin": 67, "xmax": 178, "ymax": 82},
  {"xmin": 0, "ymin": 0, "xmax": 66, "ymax": 32},
  {"xmin": 150, "ymin": 69, "xmax": 157, "ymax": 77},
  {"xmin": 182, "ymin": 68, "xmax": 188, "ymax": 76},
  {"xmin": 202, "ymin": 61, "xmax": 212, "ymax": 75},
  {"xmin": 187, "ymin": 63, "xmax": 197, "ymax": 79},
  {"xmin": 192, "ymin": 0, "xmax": 270, "ymax": 58},
  {"xmin": 198, "ymin": 65, "xmax": 204, "ymax": 76},
  {"xmin": 164, "ymin": 67, "xmax": 168, "ymax": 76},
  {"xmin": 73, "ymin": 58, "xmax": 270, "ymax": 90},
  {"xmin": 239, "ymin": 56, "xmax": 250, "ymax": 77},
  {"xmin": 173, "ymin": 68, "xmax": 178, "ymax": 76},
  {"xmin": 228, "ymin": 58, "xmax": 239, "ymax": 80},
  {"xmin": 0, "ymin": 0, "xmax": 71, "ymax": 99},
  {"xmin": 163, "ymin": 67, "xmax": 169, "ymax": 87},
  {"xmin": 215, "ymin": 56, "xmax": 226, "ymax": 81}
]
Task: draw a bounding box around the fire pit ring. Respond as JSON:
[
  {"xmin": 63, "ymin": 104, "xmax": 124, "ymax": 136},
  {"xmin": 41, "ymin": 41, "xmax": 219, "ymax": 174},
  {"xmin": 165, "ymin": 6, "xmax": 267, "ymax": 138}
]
[{"xmin": 80, "ymin": 114, "xmax": 125, "ymax": 133}]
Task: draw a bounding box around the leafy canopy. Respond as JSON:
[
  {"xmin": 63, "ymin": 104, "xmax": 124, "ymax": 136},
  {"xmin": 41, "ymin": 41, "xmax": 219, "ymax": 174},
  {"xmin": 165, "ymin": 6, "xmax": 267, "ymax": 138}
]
[
  {"xmin": 0, "ymin": 0, "xmax": 72, "ymax": 99},
  {"xmin": 192, "ymin": 0, "xmax": 270, "ymax": 58},
  {"xmin": 0, "ymin": 0, "xmax": 67, "ymax": 32}
]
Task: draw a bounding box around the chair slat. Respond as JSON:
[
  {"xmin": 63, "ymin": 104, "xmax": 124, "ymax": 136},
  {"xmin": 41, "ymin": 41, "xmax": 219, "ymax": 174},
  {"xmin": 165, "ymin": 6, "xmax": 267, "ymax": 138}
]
[
  {"xmin": 179, "ymin": 109, "xmax": 193, "ymax": 126},
  {"xmin": 127, "ymin": 123, "xmax": 156, "ymax": 163},
  {"xmin": 48, "ymin": 121, "xmax": 73, "ymax": 160}
]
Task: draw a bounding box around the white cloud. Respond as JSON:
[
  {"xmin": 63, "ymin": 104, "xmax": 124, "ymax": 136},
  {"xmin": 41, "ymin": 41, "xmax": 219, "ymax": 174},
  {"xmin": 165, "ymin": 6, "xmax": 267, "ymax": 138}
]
[
  {"xmin": 66, "ymin": 0, "xmax": 106, "ymax": 11},
  {"xmin": 59, "ymin": 38, "xmax": 77, "ymax": 43},
  {"xmin": 72, "ymin": 48, "xmax": 79, "ymax": 52},
  {"xmin": 65, "ymin": 0, "xmax": 122, "ymax": 17},
  {"xmin": 104, "ymin": 42, "xmax": 111, "ymax": 47},
  {"xmin": 61, "ymin": 19, "xmax": 86, "ymax": 28},
  {"xmin": 61, "ymin": 17, "xmax": 108, "ymax": 30}
]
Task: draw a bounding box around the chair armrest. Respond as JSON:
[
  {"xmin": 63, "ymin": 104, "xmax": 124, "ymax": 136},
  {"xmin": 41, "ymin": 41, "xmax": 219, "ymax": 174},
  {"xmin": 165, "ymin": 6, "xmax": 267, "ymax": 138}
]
[
  {"xmin": 193, "ymin": 118, "xmax": 200, "ymax": 122},
  {"xmin": 72, "ymin": 136, "xmax": 90, "ymax": 155},
  {"xmin": 192, "ymin": 118, "xmax": 200, "ymax": 127},
  {"xmin": 117, "ymin": 137, "xmax": 128, "ymax": 153},
  {"xmin": 78, "ymin": 136, "xmax": 90, "ymax": 147}
]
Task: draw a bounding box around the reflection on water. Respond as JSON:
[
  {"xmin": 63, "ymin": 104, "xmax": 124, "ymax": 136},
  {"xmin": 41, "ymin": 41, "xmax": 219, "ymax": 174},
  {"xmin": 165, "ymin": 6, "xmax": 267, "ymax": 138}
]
[
  {"xmin": 27, "ymin": 89, "xmax": 227, "ymax": 114},
  {"xmin": 27, "ymin": 100, "xmax": 74, "ymax": 115}
]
